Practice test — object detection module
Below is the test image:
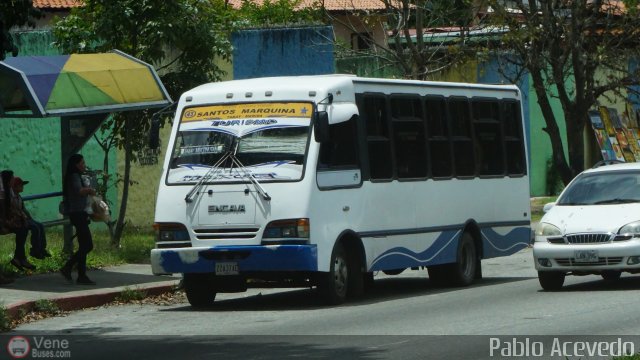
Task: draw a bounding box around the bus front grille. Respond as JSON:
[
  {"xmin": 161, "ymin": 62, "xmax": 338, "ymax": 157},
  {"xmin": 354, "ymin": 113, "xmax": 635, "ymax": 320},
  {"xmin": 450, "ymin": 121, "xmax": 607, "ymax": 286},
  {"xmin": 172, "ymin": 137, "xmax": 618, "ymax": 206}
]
[{"xmin": 193, "ymin": 227, "xmax": 260, "ymax": 240}]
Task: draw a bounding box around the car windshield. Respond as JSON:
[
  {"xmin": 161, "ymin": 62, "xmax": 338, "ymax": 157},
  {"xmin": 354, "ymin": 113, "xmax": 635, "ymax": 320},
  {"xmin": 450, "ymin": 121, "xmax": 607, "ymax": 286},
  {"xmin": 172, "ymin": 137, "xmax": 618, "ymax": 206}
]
[
  {"xmin": 167, "ymin": 102, "xmax": 313, "ymax": 184},
  {"xmin": 557, "ymin": 170, "xmax": 640, "ymax": 205}
]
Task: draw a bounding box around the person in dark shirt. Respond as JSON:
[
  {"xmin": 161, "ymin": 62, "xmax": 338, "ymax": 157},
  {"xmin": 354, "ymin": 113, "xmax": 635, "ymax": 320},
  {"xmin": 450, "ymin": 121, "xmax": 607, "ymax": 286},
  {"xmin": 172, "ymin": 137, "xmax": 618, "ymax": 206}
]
[
  {"xmin": 10, "ymin": 177, "xmax": 50, "ymax": 259},
  {"xmin": 60, "ymin": 154, "xmax": 97, "ymax": 285}
]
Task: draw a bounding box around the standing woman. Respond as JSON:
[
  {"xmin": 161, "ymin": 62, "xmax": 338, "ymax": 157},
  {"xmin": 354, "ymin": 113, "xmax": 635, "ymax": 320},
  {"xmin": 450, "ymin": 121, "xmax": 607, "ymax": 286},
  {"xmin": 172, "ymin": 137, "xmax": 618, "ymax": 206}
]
[{"xmin": 60, "ymin": 154, "xmax": 96, "ymax": 285}]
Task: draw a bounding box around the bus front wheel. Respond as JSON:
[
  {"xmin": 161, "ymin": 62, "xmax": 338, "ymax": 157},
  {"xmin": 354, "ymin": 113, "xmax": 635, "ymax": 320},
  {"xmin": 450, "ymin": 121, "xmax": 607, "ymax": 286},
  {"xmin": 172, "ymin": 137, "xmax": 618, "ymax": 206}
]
[
  {"xmin": 184, "ymin": 273, "xmax": 217, "ymax": 308},
  {"xmin": 318, "ymin": 242, "xmax": 349, "ymax": 305}
]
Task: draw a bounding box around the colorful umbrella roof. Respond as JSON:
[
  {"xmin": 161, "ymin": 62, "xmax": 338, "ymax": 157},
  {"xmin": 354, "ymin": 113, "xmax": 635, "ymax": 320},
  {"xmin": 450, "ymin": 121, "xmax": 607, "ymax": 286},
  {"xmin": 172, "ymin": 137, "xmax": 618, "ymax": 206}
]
[{"xmin": 0, "ymin": 50, "xmax": 171, "ymax": 117}]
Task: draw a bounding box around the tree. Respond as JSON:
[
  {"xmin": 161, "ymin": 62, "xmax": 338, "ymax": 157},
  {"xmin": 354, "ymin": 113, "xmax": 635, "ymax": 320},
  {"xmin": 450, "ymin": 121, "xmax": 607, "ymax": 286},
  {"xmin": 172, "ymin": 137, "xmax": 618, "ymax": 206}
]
[
  {"xmin": 327, "ymin": 0, "xmax": 480, "ymax": 79},
  {"xmin": 53, "ymin": 0, "xmax": 236, "ymax": 245},
  {"xmin": 486, "ymin": 0, "xmax": 640, "ymax": 185},
  {"xmin": 0, "ymin": 0, "xmax": 41, "ymax": 60}
]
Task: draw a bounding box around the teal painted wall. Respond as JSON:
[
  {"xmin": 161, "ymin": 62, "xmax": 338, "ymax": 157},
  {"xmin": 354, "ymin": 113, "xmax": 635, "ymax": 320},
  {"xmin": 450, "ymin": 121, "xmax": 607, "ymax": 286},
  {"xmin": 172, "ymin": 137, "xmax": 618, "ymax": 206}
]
[{"xmin": 2, "ymin": 30, "xmax": 118, "ymax": 223}]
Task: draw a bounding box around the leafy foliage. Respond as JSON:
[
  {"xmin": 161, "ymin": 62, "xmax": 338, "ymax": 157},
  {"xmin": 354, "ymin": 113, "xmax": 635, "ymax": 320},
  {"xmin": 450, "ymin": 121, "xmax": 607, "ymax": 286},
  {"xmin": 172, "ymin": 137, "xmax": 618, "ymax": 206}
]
[
  {"xmin": 0, "ymin": 0, "xmax": 41, "ymax": 59},
  {"xmin": 487, "ymin": 0, "xmax": 640, "ymax": 184},
  {"xmin": 52, "ymin": 0, "xmax": 236, "ymax": 243},
  {"xmin": 236, "ymin": 0, "xmax": 324, "ymax": 28}
]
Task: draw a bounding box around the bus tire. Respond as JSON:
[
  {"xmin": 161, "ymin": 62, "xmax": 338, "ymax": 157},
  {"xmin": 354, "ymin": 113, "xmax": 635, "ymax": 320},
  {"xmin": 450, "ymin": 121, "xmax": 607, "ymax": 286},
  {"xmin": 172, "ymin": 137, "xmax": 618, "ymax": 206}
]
[
  {"xmin": 184, "ymin": 273, "xmax": 217, "ymax": 308},
  {"xmin": 447, "ymin": 232, "xmax": 477, "ymax": 286},
  {"xmin": 318, "ymin": 242, "xmax": 349, "ymax": 305},
  {"xmin": 538, "ymin": 271, "xmax": 565, "ymax": 291}
]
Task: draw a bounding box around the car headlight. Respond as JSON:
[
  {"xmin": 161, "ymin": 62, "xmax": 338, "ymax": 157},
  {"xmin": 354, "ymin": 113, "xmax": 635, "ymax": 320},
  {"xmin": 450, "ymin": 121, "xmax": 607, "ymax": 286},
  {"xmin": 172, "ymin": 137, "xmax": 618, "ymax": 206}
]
[
  {"xmin": 535, "ymin": 222, "xmax": 561, "ymax": 237},
  {"xmin": 619, "ymin": 221, "xmax": 640, "ymax": 236}
]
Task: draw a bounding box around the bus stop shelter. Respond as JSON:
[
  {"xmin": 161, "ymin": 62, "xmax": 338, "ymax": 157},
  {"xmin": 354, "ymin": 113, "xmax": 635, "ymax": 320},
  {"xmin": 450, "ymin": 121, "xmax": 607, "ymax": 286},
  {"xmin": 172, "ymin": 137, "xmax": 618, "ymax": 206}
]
[{"xmin": 0, "ymin": 50, "xmax": 172, "ymax": 248}]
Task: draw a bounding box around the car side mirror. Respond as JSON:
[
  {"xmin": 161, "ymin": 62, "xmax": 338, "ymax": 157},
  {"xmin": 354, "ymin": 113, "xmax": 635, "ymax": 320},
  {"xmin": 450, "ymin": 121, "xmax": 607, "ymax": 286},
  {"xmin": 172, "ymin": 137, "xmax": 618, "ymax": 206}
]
[
  {"xmin": 313, "ymin": 111, "xmax": 329, "ymax": 143},
  {"xmin": 543, "ymin": 202, "xmax": 556, "ymax": 213}
]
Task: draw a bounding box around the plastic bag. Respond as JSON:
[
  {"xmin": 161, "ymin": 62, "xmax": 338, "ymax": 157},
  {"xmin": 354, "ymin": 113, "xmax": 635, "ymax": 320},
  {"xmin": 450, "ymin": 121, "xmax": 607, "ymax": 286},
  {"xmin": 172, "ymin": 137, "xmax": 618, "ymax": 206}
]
[{"xmin": 89, "ymin": 195, "xmax": 110, "ymax": 222}]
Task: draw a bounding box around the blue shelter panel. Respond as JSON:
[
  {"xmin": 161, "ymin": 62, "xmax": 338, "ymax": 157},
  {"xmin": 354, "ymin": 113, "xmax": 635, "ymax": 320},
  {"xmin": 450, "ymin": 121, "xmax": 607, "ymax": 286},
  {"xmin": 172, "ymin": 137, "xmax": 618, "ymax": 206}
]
[
  {"xmin": 478, "ymin": 54, "xmax": 531, "ymax": 171},
  {"xmin": 232, "ymin": 26, "xmax": 334, "ymax": 80}
]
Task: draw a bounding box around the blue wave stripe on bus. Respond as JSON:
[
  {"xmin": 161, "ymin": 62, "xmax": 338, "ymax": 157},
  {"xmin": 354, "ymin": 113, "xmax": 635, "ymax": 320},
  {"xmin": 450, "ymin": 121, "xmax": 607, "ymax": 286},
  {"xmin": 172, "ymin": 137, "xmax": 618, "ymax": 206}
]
[
  {"xmin": 156, "ymin": 245, "xmax": 318, "ymax": 274},
  {"xmin": 480, "ymin": 226, "xmax": 530, "ymax": 258},
  {"xmin": 369, "ymin": 226, "xmax": 530, "ymax": 271},
  {"xmin": 370, "ymin": 230, "xmax": 461, "ymax": 271}
]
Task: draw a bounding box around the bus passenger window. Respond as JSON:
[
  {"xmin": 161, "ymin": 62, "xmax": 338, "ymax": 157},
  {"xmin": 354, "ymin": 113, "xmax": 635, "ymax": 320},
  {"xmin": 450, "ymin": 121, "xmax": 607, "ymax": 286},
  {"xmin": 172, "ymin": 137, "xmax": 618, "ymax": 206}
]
[
  {"xmin": 362, "ymin": 95, "xmax": 393, "ymax": 180},
  {"xmin": 391, "ymin": 96, "xmax": 427, "ymax": 179},
  {"xmin": 449, "ymin": 98, "xmax": 475, "ymax": 177},
  {"xmin": 425, "ymin": 97, "xmax": 452, "ymax": 178},
  {"xmin": 318, "ymin": 116, "xmax": 358, "ymax": 169},
  {"xmin": 472, "ymin": 100, "xmax": 504, "ymax": 176},
  {"xmin": 502, "ymin": 101, "xmax": 526, "ymax": 175}
]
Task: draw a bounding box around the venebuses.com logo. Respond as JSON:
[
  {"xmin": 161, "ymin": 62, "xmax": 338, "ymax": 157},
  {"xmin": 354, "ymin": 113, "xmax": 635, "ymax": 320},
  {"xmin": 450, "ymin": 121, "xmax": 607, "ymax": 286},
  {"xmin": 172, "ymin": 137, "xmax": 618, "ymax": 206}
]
[{"xmin": 6, "ymin": 335, "xmax": 71, "ymax": 359}]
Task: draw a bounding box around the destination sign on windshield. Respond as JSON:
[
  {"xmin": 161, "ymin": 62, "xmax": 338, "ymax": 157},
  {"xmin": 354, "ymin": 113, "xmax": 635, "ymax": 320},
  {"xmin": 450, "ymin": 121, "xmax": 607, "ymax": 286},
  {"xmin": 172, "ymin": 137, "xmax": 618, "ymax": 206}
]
[{"xmin": 181, "ymin": 102, "xmax": 313, "ymax": 122}]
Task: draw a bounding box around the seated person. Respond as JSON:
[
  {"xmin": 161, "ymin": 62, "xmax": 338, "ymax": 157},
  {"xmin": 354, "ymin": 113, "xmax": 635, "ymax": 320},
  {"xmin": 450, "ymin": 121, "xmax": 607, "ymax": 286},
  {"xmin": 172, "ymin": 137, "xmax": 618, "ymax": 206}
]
[
  {"xmin": 11, "ymin": 177, "xmax": 50, "ymax": 259},
  {"xmin": 1, "ymin": 170, "xmax": 34, "ymax": 271}
]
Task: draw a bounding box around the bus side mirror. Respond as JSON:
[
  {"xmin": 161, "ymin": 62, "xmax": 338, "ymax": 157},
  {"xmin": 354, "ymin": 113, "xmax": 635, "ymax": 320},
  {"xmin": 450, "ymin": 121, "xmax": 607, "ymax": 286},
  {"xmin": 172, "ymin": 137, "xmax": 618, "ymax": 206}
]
[
  {"xmin": 149, "ymin": 118, "xmax": 161, "ymax": 149},
  {"xmin": 313, "ymin": 111, "xmax": 330, "ymax": 143}
]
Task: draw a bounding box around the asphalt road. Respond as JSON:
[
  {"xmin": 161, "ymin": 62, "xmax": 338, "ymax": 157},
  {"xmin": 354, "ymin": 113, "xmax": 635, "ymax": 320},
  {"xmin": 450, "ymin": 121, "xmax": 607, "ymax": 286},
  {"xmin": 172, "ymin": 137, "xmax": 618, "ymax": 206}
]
[{"xmin": 8, "ymin": 248, "xmax": 640, "ymax": 359}]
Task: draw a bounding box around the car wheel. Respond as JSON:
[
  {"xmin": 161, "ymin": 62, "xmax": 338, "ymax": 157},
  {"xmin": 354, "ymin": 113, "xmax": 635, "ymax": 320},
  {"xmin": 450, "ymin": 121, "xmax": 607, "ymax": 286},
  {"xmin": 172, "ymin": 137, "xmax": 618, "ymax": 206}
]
[
  {"xmin": 601, "ymin": 270, "xmax": 622, "ymax": 281},
  {"xmin": 184, "ymin": 273, "xmax": 217, "ymax": 308},
  {"xmin": 318, "ymin": 242, "xmax": 349, "ymax": 305},
  {"xmin": 538, "ymin": 271, "xmax": 565, "ymax": 291}
]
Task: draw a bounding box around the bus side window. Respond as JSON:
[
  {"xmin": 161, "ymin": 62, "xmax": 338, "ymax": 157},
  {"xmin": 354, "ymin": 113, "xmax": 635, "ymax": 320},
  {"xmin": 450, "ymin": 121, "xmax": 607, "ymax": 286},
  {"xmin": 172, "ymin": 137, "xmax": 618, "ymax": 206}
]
[
  {"xmin": 362, "ymin": 95, "xmax": 393, "ymax": 180},
  {"xmin": 425, "ymin": 97, "xmax": 452, "ymax": 178},
  {"xmin": 472, "ymin": 100, "xmax": 504, "ymax": 176},
  {"xmin": 390, "ymin": 96, "xmax": 427, "ymax": 179},
  {"xmin": 318, "ymin": 116, "xmax": 358, "ymax": 169},
  {"xmin": 448, "ymin": 97, "xmax": 475, "ymax": 177},
  {"xmin": 502, "ymin": 101, "xmax": 526, "ymax": 175}
]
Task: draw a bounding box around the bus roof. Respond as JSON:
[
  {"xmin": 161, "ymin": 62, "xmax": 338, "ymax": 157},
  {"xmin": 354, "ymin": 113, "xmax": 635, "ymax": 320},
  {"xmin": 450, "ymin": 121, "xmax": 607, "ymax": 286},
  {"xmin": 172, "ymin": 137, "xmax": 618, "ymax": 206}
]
[{"xmin": 182, "ymin": 74, "xmax": 520, "ymax": 103}]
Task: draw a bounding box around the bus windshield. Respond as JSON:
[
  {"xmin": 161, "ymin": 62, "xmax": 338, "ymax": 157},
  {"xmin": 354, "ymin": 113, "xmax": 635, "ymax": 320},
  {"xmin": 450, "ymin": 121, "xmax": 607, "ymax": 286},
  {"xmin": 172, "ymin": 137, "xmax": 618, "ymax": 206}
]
[{"xmin": 167, "ymin": 102, "xmax": 313, "ymax": 184}]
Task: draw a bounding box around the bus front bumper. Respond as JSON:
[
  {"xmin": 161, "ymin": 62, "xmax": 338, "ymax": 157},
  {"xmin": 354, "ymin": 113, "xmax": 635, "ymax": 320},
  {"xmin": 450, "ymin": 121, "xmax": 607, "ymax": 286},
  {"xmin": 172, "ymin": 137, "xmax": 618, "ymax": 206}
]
[{"xmin": 150, "ymin": 245, "xmax": 318, "ymax": 275}]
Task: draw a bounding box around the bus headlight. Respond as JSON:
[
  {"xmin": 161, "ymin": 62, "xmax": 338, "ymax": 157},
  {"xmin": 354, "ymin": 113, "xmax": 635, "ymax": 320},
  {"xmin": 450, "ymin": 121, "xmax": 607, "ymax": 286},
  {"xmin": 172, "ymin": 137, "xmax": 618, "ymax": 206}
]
[
  {"xmin": 262, "ymin": 218, "xmax": 310, "ymax": 242},
  {"xmin": 153, "ymin": 223, "xmax": 190, "ymax": 242}
]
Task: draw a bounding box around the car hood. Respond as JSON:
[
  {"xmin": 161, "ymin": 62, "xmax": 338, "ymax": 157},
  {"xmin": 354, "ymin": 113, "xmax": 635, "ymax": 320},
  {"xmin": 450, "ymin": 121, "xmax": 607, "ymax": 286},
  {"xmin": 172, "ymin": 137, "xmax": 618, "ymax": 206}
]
[{"xmin": 542, "ymin": 203, "xmax": 640, "ymax": 234}]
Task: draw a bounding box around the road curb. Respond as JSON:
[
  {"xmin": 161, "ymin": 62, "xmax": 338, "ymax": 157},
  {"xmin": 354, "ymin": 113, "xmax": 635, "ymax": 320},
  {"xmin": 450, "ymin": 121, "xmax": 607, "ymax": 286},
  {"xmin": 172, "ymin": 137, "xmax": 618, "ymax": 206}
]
[{"xmin": 5, "ymin": 280, "xmax": 179, "ymax": 321}]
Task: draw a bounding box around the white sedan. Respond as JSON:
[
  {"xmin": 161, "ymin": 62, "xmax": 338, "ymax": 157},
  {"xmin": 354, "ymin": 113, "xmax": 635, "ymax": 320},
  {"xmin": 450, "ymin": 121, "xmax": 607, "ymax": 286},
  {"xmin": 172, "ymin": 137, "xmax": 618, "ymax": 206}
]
[{"xmin": 533, "ymin": 161, "xmax": 640, "ymax": 290}]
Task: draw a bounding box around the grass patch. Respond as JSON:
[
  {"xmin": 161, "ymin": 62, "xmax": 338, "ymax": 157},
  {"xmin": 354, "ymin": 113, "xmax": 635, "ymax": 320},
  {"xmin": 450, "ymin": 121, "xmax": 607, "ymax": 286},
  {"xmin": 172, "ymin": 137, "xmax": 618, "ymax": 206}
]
[
  {"xmin": 0, "ymin": 306, "xmax": 10, "ymax": 332},
  {"xmin": 115, "ymin": 287, "xmax": 147, "ymax": 302},
  {"xmin": 33, "ymin": 299, "xmax": 60, "ymax": 315},
  {"xmin": 0, "ymin": 228, "xmax": 155, "ymax": 277}
]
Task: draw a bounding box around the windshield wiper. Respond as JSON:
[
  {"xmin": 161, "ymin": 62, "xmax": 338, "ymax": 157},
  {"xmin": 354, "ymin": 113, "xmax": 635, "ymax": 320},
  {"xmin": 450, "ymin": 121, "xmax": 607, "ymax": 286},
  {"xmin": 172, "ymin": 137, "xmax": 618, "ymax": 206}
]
[
  {"xmin": 228, "ymin": 154, "xmax": 271, "ymax": 201},
  {"xmin": 594, "ymin": 198, "xmax": 640, "ymax": 205},
  {"xmin": 184, "ymin": 152, "xmax": 233, "ymax": 203}
]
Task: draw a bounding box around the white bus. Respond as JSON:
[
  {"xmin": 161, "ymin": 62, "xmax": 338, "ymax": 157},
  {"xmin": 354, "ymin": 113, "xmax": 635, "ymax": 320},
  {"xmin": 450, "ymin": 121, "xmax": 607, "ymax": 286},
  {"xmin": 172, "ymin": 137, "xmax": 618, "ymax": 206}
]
[{"xmin": 150, "ymin": 74, "xmax": 531, "ymax": 306}]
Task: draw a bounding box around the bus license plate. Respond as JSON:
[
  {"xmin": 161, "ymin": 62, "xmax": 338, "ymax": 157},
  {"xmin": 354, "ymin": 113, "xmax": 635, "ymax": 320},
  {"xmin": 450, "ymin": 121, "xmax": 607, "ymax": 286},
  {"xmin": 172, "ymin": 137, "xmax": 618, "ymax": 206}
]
[
  {"xmin": 215, "ymin": 262, "xmax": 239, "ymax": 276},
  {"xmin": 574, "ymin": 250, "xmax": 598, "ymax": 263}
]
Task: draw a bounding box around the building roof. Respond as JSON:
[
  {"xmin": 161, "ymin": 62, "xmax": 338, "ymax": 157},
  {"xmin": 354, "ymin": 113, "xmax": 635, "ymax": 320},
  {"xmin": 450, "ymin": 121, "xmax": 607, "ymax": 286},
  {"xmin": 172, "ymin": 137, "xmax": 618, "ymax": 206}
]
[
  {"xmin": 32, "ymin": 0, "xmax": 83, "ymax": 9},
  {"xmin": 227, "ymin": 0, "xmax": 388, "ymax": 11}
]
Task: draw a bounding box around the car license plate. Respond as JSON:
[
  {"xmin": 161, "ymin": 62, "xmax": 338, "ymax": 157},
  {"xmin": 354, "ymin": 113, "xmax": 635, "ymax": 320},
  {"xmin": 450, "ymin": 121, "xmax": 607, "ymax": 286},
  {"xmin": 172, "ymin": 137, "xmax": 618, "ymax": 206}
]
[
  {"xmin": 574, "ymin": 250, "xmax": 599, "ymax": 263},
  {"xmin": 215, "ymin": 262, "xmax": 239, "ymax": 276}
]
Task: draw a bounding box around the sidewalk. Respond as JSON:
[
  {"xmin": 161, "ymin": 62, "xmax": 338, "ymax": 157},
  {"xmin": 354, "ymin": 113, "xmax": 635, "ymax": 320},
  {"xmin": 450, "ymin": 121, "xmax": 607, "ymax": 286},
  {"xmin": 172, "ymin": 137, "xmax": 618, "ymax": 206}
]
[{"xmin": 0, "ymin": 264, "xmax": 180, "ymax": 320}]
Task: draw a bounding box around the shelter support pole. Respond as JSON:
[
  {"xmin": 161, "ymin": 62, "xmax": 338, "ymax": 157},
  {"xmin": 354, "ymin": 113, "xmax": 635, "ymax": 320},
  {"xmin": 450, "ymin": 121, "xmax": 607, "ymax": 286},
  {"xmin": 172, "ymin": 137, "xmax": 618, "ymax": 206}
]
[{"xmin": 60, "ymin": 114, "xmax": 109, "ymax": 256}]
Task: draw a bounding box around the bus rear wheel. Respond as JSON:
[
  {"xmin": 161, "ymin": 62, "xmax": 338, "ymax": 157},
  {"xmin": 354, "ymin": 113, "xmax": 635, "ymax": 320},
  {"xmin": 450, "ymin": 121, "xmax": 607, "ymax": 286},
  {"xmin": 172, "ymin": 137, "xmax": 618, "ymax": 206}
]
[
  {"xmin": 184, "ymin": 273, "xmax": 217, "ymax": 308},
  {"xmin": 447, "ymin": 232, "xmax": 477, "ymax": 286},
  {"xmin": 318, "ymin": 242, "xmax": 349, "ymax": 305}
]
